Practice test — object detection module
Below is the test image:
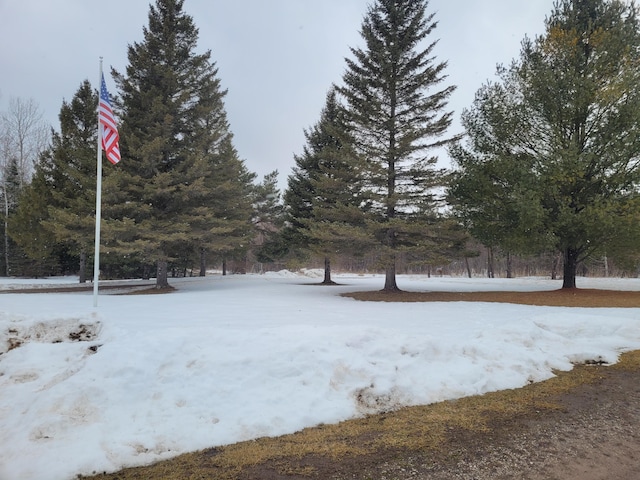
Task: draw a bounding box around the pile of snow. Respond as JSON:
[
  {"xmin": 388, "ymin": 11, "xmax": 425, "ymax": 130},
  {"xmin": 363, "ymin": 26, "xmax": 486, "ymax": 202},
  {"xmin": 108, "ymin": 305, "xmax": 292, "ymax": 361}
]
[
  {"xmin": 0, "ymin": 276, "xmax": 79, "ymax": 291},
  {"xmin": 1, "ymin": 273, "xmax": 640, "ymax": 480},
  {"xmin": 0, "ymin": 314, "xmax": 101, "ymax": 354}
]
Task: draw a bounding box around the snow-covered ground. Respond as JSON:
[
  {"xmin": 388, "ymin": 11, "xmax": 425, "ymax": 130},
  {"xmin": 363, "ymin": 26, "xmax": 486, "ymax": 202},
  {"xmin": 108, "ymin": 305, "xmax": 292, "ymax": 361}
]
[{"xmin": 1, "ymin": 272, "xmax": 640, "ymax": 480}]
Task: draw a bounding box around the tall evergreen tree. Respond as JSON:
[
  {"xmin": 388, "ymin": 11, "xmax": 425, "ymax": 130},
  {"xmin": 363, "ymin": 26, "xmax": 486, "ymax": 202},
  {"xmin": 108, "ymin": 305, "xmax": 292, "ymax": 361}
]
[
  {"xmin": 1, "ymin": 155, "xmax": 23, "ymax": 275},
  {"xmin": 449, "ymin": 0, "xmax": 640, "ymax": 288},
  {"xmin": 10, "ymin": 154, "xmax": 66, "ymax": 277},
  {"xmin": 285, "ymin": 87, "xmax": 369, "ymax": 284},
  {"xmin": 252, "ymin": 170, "xmax": 285, "ymax": 268},
  {"xmin": 39, "ymin": 80, "xmax": 99, "ymax": 283},
  {"xmin": 10, "ymin": 84, "xmax": 99, "ymax": 279},
  {"xmin": 106, "ymin": 0, "xmax": 247, "ymax": 287},
  {"xmin": 194, "ymin": 135, "xmax": 256, "ymax": 275},
  {"xmin": 338, "ymin": 0, "xmax": 457, "ymax": 291}
]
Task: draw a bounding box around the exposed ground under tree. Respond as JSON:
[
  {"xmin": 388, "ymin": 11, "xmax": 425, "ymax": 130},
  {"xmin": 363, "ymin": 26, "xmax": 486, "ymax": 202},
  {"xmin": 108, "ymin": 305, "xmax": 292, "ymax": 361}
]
[{"xmin": 343, "ymin": 287, "xmax": 640, "ymax": 308}]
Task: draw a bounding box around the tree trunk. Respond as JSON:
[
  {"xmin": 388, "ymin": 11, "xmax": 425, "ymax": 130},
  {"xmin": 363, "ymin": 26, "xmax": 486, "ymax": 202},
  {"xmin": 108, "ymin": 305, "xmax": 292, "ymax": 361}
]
[
  {"xmin": 465, "ymin": 257, "xmax": 472, "ymax": 278},
  {"xmin": 222, "ymin": 258, "xmax": 227, "ymax": 276},
  {"xmin": 322, "ymin": 256, "xmax": 336, "ymax": 285},
  {"xmin": 3, "ymin": 188, "xmax": 9, "ymax": 277},
  {"xmin": 79, "ymin": 251, "xmax": 87, "ymax": 283},
  {"xmin": 383, "ymin": 257, "xmax": 400, "ymax": 292},
  {"xmin": 562, "ymin": 247, "xmax": 578, "ymax": 289},
  {"xmin": 156, "ymin": 259, "xmax": 169, "ymax": 289},
  {"xmin": 551, "ymin": 252, "xmax": 561, "ymax": 280},
  {"xmin": 487, "ymin": 247, "xmax": 494, "ymax": 278},
  {"xmin": 382, "ymin": 226, "xmax": 400, "ymax": 291},
  {"xmin": 506, "ymin": 251, "xmax": 513, "ymax": 278},
  {"xmin": 199, "ymin": 248, "xmax": 206, "ymax": 276}
]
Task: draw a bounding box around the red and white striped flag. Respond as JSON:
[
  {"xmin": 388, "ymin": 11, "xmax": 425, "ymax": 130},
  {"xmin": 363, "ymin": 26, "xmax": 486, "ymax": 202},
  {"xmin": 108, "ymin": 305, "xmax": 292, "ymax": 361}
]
[{"xmin": 99, "ymin": 74, "xmax": 121, "ymax": 164}]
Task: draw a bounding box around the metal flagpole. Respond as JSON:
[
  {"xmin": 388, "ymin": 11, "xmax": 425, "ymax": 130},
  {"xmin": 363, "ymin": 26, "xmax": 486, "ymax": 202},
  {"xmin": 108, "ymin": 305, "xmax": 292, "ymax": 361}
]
[{"xmin": 93, "ymin": 58, "xmax": 104, "ymax": 307}]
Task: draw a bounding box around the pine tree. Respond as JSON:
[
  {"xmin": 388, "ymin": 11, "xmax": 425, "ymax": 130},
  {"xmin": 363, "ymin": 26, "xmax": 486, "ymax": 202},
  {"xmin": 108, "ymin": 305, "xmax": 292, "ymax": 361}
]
[
  {"xmin": 1, "ymin": 156, "xmax": 23, "ymax": 275},
  {"xmin": 448, "ymin": 136, "xmax": 549, "ymax": 258},
  {"xmin": 252, "ymin": 171, "xmax": 284, "ymax": 269},
  {"xmin": 449, "ymin": 0, "xmax": 640, "ymax": 288},
  {"xmin": 10, "ymin": 82, "xmax": 99, "ymax": 280},
  {"xmin": 9, "ymin": 156, "xmax": 64, "ymax": 277},
  {"xmin": 338, "ymin": 0, "xmax": 457, "ymax": 291},
  {"xmin": 38, "ymin": 81, "xmax": 99, "ymax": 283},
  {"xmin": 284, "ymin": 87, "xmax": 370, "ymax": 284},
  {"xmin": 106, "ymin": 0, "xmax": 247, "ymax": 287},
  {"xmin": 194, "ymin": 135, "xmax": 255, "ymax": 275}
]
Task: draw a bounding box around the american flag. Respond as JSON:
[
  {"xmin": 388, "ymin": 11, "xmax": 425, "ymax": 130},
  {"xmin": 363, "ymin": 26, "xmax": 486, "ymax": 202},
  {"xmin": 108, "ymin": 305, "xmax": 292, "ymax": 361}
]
[{"xmin": 99, "ymin": 74, "xmax": 121, "ymax": 164}]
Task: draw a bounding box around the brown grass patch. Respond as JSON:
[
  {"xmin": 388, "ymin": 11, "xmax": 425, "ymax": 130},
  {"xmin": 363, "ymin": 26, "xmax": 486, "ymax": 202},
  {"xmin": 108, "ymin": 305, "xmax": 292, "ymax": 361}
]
[{"xmin": 343, "ymin": 288, "xmax": 640, "ymax": 307}]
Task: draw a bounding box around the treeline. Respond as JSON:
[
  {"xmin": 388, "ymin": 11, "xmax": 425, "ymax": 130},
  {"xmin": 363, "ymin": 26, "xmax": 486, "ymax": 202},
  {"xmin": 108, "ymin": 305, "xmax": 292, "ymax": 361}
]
[
  {"xmin": 297, "ymin": 248, "xmax": 630, "ymax": 280},
  {"xmin": 2, "ymin": 0, "xmax": 640, "ymax": 291}
]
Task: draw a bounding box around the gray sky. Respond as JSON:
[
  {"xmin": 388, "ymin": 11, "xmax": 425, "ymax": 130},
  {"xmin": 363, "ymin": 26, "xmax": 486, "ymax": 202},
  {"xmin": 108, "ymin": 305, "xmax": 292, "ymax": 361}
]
[{"xmin": 0, "ymin": 0, "xmax": 554, "ymax": 187}]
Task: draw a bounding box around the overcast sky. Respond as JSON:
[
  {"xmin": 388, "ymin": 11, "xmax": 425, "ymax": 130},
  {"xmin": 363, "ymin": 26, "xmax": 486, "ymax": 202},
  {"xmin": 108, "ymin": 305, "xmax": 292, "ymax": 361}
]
[{"xmin": 0, "ymin": 0, "xmax": 554, "ymax": 187}]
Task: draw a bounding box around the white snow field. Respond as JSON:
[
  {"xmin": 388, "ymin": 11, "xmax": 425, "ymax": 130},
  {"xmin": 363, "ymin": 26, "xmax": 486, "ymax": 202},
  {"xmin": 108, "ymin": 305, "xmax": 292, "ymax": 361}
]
[{"xmin": 1, "ymin": 271, "xmax": 640, "ymax": 480}]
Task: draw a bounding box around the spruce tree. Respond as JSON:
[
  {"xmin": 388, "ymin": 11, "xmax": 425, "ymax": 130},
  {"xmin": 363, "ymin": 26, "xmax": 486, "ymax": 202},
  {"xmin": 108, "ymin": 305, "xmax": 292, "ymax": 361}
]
[
  {"xmin": 1, "ymin": 156, "xmax": 23, "ymax": 275},
  {"xmin": 106, "ymin": 0, "xmax": 247, "ymax": 287},
  {"xmin": 10, "ymin": 155, "xmax": 64, "ymax": 277},
  {"xmin": 338, "ymin": 0, "xmax": 457, "ymax": 291},
  {"xmin": 39, "ymin": 81, "xmax": 99, "ymax": 283},
  {"xmin": 284, "ymin": 87, "xmax": 370, "ymax": 284},
  {"xmin": 10, "ymin": 83, "xmax": 100, "ymax": 279},
  {"xmin": 252, "ymin": 171, "xmax": 285, "ymax": 268},
  {"xmin": 449, "ymin": 0, "xmax": 640, "ymax": 288},
  {"xmin": 194, "ymin": 135, "xmax": 255, "ymax": 275}
]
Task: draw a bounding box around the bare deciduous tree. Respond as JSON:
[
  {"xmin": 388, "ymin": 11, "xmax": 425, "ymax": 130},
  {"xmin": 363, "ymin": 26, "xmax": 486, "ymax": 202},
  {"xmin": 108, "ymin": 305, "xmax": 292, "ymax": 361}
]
[{"xmin": 1, "ymin": 97, "xmax": 50, "ymax": 186}]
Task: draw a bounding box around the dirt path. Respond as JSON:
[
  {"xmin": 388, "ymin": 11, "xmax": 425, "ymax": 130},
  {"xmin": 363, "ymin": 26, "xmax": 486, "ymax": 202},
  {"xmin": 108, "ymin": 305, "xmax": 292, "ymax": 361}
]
[{"xmin": 360, "ymin": 367, "xmax": 640, "ymax": 480}]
